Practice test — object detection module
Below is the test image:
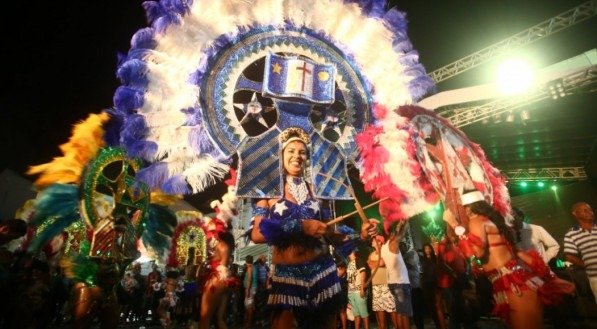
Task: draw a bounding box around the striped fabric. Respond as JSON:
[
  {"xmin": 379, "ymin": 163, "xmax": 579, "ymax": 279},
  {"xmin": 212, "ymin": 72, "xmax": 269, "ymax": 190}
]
[
  {"xmin": 236, "ymin": 129, "xmax": 282, "ymax": 198},
  {"xmin": 311, "ymin": 133, "xmax": 351, "ymax": 199},
  {"xmin": 268, "ymin": 256, "xmax": 341, "ymax": 309},
  {"xmin": 564, "ymin": 224, "xmax": 597, "ymax": 277}
]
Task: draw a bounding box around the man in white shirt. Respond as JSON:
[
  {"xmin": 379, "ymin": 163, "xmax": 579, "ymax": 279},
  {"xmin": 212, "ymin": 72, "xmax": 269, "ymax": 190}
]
[
  {"xmin": 512, "ymin": 207, "xmax": 560, "ymax": 264},
  {"xmin": 380, "ymin": 221, "xmax": 411, "ymax": 329}
]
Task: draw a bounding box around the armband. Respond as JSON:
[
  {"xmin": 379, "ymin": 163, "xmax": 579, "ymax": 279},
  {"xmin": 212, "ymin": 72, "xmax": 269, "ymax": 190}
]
[
  {"xmin": 252, "ymin": 204, "xmax": 270, "ymax": 217},
  {"xmin": 259, "ymin": 216, "xmax": 303, "ymax": 245}
]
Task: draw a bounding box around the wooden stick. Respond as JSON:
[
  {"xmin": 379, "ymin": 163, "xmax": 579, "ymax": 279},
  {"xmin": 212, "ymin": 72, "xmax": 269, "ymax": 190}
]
[
  {"xmin": 317, "ymin": 172, "xmax": 383, "ymax": 287},
  {"xmin": 326, "ymin": 198, "xmax": 388, "ymax": 226}
]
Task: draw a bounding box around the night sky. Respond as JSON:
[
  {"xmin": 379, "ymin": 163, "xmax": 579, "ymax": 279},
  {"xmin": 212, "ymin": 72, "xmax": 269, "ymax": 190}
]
[{"xmin": 1, "ymin": 0, "xmax": 591, "ymax": 178}]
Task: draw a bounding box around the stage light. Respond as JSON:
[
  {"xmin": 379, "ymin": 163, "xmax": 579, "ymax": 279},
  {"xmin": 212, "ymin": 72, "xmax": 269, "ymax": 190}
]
[
  {"xmin": 547, "ymin": 78, "xmax": 566, "ymax": 100},
  {"xmin": 519, "ymin": 181, "xmax": 528, "ymax": 187},
  {"xmin": 537, "ymin": 181, "xmax": 545, "ymax": 187},
  {"xmin": 506, "ymin": 111, "xmax": 515, "ymax": 122},
  {"xmin": 496, "ymin": 58, "xmax": 535, "ymax": 95},
  {"xmin": 520, "ymin": 110, "xmax": 530, "ymax": 121},
  {"xmin": 551, "ymin": 185, "xmax": 558, "ymax": 191}
]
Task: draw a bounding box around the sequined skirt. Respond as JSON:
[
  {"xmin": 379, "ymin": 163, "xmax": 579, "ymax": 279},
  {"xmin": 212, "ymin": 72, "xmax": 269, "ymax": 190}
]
[{"xmin": 268, "ymin": 255, "xmax": 342, "ymax": 312}]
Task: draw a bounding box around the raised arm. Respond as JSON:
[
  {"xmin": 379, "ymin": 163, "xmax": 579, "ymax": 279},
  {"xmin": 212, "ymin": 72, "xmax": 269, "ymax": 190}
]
[{"xmin": 387, "ymin": 221, "xmax": 407, "ymax": 253}]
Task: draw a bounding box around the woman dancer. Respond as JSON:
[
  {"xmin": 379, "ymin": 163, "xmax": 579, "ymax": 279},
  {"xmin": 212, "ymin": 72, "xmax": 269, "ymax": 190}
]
[
  {"xmin": 251, "ymin": 127, "xmax": 377, "ymax": 329},
  {"xmin": 442, "ymin": 190, "xmax": 573, "ymax": 328}
]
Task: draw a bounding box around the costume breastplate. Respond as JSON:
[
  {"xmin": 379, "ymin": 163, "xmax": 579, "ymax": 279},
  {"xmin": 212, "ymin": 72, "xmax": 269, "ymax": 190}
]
[{"xmin": 269, "ymin": 198, "xmax": 323, "ymax": 221}]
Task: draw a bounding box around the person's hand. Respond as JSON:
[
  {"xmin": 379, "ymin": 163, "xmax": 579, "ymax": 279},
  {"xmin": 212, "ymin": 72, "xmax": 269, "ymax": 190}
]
[
  {"xmin": 302, "ymin": 219, "xmax": 327, "ymax": 238},
  {"xmin": 360, "ymin": 289, "xmax": 365, "ymax": 298},
  {"xmin": 360, "ymin": 218, "xmax": 379, "ymax": 240},
  {"xmin": 394, "ymin": 220, "xmax": 409, "ymax": 240},
  {"xmin": 442, "ymin": 209, "xmax": 458, "ymax": 228}
]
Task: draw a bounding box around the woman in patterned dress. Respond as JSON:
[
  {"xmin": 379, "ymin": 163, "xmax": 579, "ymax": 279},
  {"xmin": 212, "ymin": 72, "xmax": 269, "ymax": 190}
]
[{"xmin": 367, "ymin": 235, "xmax": 396, "ymax": 329}]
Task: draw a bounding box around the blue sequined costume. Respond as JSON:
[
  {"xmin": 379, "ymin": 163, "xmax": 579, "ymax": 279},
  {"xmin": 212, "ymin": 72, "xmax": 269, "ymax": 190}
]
[{"xmin": 256, "ymin": 197, "xmax": 345, "ymax": 326}]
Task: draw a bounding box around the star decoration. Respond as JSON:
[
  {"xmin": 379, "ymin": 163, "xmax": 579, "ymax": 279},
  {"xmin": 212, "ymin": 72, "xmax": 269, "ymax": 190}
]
[
  {"xmin": 320, "ymin": 111, "xmax": 342, "ymax": 137},
  {"xmin": 234, "ymin": 92, "xmax": 269, "ymax": 127},
  {"xmin": 188, "ymin": 231, "xmax": 197, "ymax": 242},
  {"xmin": 272, "ymin": 62, "xmax": 282, "ymax": 74},
  {"xmin": 307, "ymin": 200, "xmax": 320, "ymax": 213},
  {"xmin": 273, "ymin": 202, "xmax": 289, "ymax": 216}
]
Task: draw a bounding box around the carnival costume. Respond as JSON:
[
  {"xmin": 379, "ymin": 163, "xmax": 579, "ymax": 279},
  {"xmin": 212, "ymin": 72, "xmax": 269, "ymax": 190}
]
[
  {"xmin": 256, "ymin": 191, "xmax": 347, "ymax": 312},
  {"xmin": 456, "ymin": 229, "xmax": 573, "ymax": 322},
  {"xmin": 18, "ymin": 0, "xmax": 550, "ymax": 327},
  {"xmin": 203, "ymin": 217, "xmax": 241, "ymax": 291},
  {"xmin": 24, "ymin": 115, "xmax": 177, "ymax": 329},
  {"xmin": 167, "ymin": 175, "xmax": 241, "ymax": 295}
]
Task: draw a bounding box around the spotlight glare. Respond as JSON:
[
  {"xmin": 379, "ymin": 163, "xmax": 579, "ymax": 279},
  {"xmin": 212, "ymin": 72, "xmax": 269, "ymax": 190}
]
[
  {"xmin": 537, "ymin": 181, "xmax": 545, "ymax": 187},
  {"xmin": 519, "ymin": 181, "xmax": 528, "ymax": 187},
  {"xmin": 496, "ymin": 58, "xmax": 535, "ymax": 95},
  {"xmin": 551, "ymin": 185, "xmax": 557, "ymax": 191}
]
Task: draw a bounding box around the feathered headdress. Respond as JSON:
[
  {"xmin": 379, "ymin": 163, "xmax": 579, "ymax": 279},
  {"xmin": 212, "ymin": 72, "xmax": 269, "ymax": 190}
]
[{"xmin": 114, "ymin": 0, "xmax": 435, "ymax": 205}]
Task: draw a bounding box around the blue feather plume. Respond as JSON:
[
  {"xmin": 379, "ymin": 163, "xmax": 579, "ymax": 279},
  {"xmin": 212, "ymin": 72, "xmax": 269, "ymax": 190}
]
[
  {"xmin": 130, "ymin": 27, "xmax": 157, "ymax": 50},
  {"xmin": 162, "ymin": 175, "xmax": 192, "ymax": 194},
  {"xmin": 117, "ymin": 58, "xmax": 149, "ymax": 87},
  {"xmin": 137, "ymin": 162, "xmax": 170, "ymax": 189},
  {"xmin": 113, "ymin": 86, "xmax": 144, "ymax": 114},
  {"xmin": 103, "ymin": 109, "xmax": 124, "ymax": 147}
]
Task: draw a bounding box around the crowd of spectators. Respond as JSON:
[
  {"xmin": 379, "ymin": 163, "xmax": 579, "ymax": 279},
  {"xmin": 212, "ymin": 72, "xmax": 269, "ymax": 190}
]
[{"xmin": 0, "ymin": 199, "xmax": 595, "ymax": 328}]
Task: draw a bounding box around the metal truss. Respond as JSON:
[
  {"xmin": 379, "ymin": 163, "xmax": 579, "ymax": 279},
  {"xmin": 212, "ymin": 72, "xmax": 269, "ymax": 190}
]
[
  {"xmin": 444, "ymin": 65, "xmax": 597, "ymax": 127},
  {"xmin": 429, "ymin": 1, "xmax": 596, "ymax": 83},
  {"xmin": 503, "ymin": 167, "xmax": 587, "ymax": 181}
]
